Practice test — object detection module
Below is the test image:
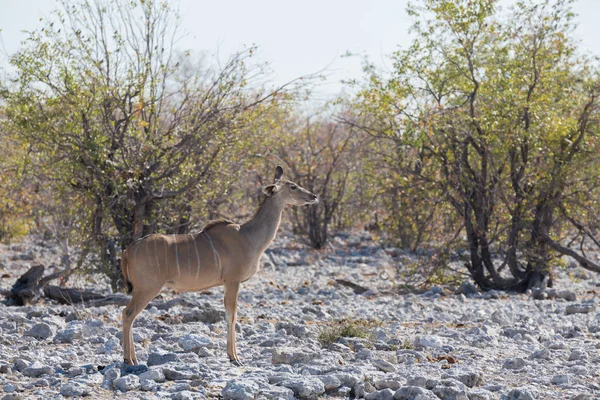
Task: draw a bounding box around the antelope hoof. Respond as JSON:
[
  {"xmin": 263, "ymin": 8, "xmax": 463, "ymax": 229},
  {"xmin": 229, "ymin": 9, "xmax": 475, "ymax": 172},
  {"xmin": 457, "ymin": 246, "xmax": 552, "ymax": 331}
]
[{"xmin": 229, "ymin": 358, "xmax": 244, "ymax": 367}]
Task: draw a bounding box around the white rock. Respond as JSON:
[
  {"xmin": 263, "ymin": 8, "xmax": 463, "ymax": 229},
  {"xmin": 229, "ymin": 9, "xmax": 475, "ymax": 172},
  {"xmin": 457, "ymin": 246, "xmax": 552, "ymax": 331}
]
[
  {"xmin": 60, "ymin": 381, "xmax": 90, "ymax": 397},
  {"xmin": 222, "ymin": 380, "xmax": 260, "ymax": 400},
  {"xmin": 23, "ymin": 323, "xmax": 54, "ymax": 340},
  {"xmin": 139, "ymin": 368, "xmax": 166, "ymax": 383},
  {"xmin": 113, "ymin": 374, "xmax": 141, "ymax": 392}
]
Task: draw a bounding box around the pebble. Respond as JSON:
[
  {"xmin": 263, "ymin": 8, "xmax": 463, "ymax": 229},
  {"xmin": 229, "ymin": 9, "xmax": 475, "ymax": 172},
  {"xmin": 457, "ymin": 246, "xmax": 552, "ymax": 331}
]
[
  {"xmin": 59, "ymin": 381, "xmax": 90, "ymax": 397},
  {"xmin": 565, "ymin": 304, "xmax": 595, "ymax": 315},
  {"xmin": 23, "ymin": 323, "xmax": 53, "ymax": 340},
  {"xmin": 113, "ymin": 374, "xmax": 141, "ymax": 392},
  {"xmin": 221, "ymin": 380, "xmax": 260, "ymax": 400},
  {"xmin": 279, "ymin": 377, "xmax": 325, "ymax": 399}
]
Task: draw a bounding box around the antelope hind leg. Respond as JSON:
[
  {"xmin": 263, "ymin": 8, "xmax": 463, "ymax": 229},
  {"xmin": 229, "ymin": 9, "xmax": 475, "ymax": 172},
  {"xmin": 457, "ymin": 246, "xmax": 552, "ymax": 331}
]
[
  {"xmin": 122, "ymin": 286, "xmax": 162, "ymax": 365},
  {"xmin": 224, "ymin": 281, "xmax": 242, "ymax": 366}
]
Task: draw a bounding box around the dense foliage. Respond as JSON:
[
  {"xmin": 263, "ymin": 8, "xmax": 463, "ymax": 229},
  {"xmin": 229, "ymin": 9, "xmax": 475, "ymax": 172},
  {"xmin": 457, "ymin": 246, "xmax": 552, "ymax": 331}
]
[
  {"xmin": 349, "ymin": 0, "xmax": 600, "ymax": 290},
  {"xmin": 1, "ymin": 0, "xmax": 599, "ymax": 291}
]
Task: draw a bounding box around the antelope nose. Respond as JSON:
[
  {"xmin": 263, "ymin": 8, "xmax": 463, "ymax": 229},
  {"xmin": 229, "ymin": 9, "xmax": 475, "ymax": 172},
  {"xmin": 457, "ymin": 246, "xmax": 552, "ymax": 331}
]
[{"xmin": 312, "ymin": 194, "xmax": 319, "ymax": 203}]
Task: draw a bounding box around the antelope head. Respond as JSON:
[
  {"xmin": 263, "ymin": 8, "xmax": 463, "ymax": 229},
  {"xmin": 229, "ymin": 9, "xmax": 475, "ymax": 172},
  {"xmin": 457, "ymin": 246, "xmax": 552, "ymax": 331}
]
[{"xmin": 262, "ymin": 166, "xmax": 318, "ymax": 206}]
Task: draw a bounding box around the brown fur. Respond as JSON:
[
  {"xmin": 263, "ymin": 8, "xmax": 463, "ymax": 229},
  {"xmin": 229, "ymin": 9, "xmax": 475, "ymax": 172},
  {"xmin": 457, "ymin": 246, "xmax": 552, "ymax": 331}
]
[{"xmin": 119, "ymin": 167, "xmax": 318, "ymax": 366}]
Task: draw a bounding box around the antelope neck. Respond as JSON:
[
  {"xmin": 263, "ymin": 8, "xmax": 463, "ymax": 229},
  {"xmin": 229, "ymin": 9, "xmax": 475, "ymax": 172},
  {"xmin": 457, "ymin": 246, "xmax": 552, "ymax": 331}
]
[{"xmin": 241, "ymin": 194, "xmax": 285, "ymax": 254}]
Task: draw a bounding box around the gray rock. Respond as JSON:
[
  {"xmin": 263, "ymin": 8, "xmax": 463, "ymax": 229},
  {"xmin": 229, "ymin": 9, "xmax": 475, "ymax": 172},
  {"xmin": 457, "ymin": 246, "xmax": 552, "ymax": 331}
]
[
  {"xmin": 140, "ymin": 378, "xmax": 157, "ymax": 391},
  {"xmin": 334, "ymin": 373, "xmax": 361, "ymax": 388},
  {"xmin": 468, "ymin": 388, "xmax": 495, "ymax": 400},
  {"xmin": 354, "ymin": 382, "xmax": 377, "ymax": 398},
  {"xmin": 373, "ymin": 359, "xmax": 396, "ymax": 373},
  {"xmin": 60, "ymin": 381, "xmax": 90, "ymax": 397},
  {"xmin": 258, "ymin": 385, "xmax": 295, "ymax": 399},
  {"xmin": 502, "ymin": 358, "xmax": 526, "ymax": 370},
  {"xmin": 529, "ymin": 348, "xmax": 550, "ymax": 360},
  {"xmin": 3, "ymin": 383, "xmax": 18, "ymax": 393},
  {"xmin": 147, "ymin": 352, "xmax": 180, "ymax": 366},
  {"xmin": 280, "ymin": 377, "xmax": 325, "ymax": 399},
  {"xmin": 139, "ymin": 368, "xmax": 166, "ymax": 383},
  {"xmin": 550, "ymin": 375, "xmax": 570, "ymax": 385},
  {"xmin": 222, "ymin": 380, "xmax": 260, "ymax": 400},
  {"xmin": 171, "ymin": 390, "xmax": 205, "ymax": 400},
  {"xmin": 571, "ymin": 365, "xmax": 589, "ymax": 376},
  {"xmin": 96, "ymin": 338, "xmax": 119, "ymax": 354},
  {"xmin": 272, "ymin": 347, "xmax": 318, "ymax": 365},
  {"xmin": 557, "ymin": 290, "xmax": 577, "ymax": 301},
  {"xmin": 113, "ymin": 374, "xmax": 141, "ymax": 392},
  {"xmin": 182, "ymin": 306, "xmax": 225, "ymax": 324},
  {"xmin": 568, "ymin": 348, "xmax": 587, "ymax": 361},
  {"xmin": 21, "ymin": 365, "xmax": 53, "ymax": 377},
  {"xmin": 317, "ymin": 375, "xmax": 342, "ymax": 391},
  {"xmin": 178, "ymin": 334, "xmax": 211, "ymax": 352},
  {"xmin": 413, "ymin": 335, "xmax": 443, "ymax": 348},
  {"xmin": 163, "ymin": 368, "xmax": 196, "ymax": 381},
  {"xmin": 432, "ymin": 380, "xmax": 468, "ymax": 400},
  {"xmin": 375, "ymin": 378, "xmax": 402, "ymax": 391},
  {"xmin": 54, "ymin": 326, "xmax": 82, "ymax": 344},
  {"xmin": 458, "ymin": 281, "xmax": 478, "ymax": 297},
  {"xmin": 394, "ymin": 386, "xmax": 438, "ymax": 400},
  {"xmin": 169, "ymin": 382, "xmax": 191, "ymax": 392},
  {"xmin": 442, "ymin": 372, "xmax": 484, "ymax": 388},
  {"xmin": 101, "ymin": 367, "xmax": 120, "ymax": 389},
  {"xmin": 366, "ymin": 388, "xmax": 395, "ymax": 400},
  {"xmin": 23, "ymin": 323, "xmax": 54, "ymax": 340},
  {"xmin": 500, "ymin": 388, "xmax": 538, "ymax": 400},
  {"xmin": 565, "ymin": 304, "xmax": 595, "ymax": 315}
]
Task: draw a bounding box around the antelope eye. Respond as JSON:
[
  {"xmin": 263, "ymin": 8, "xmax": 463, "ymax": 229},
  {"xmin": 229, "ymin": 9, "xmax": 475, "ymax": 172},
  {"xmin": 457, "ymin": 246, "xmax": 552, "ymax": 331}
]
[{"xmin": 290, "ymin": 185, "xmax": 297, "ymax": 190}]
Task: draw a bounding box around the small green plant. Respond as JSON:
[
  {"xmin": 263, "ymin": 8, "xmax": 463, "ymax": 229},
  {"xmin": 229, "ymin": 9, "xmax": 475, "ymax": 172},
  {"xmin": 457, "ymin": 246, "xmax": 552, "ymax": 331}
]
[{"xmin": 317, "ymin": 319, "xmax": 380, "ymax": 348}]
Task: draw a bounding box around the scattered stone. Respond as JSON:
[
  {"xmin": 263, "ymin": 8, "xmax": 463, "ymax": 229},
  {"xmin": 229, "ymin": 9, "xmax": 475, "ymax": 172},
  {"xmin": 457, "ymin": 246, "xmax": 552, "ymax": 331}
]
[
  {"xmin": 394, "ymin": 386, "xmax": 438, "ymax": 400},
  {"xmin": 500, "ymin": 388, "xmax": 538, "ymax": 400},
  {"xmin": 280, "ymin": 377, "xmax": 325, "ymax": 399},
  {"xmin": 529, "ymin": 348, "xmax": 550, "ymax": 360},
  {"xmin": 373, "ymin": 359, "xmax": 396, "ymax": 373},
  {"xmin": 163, "ymin": 368, "xmax": 196, "ymax": 381},
  {"xmin": 113, "ymin": 374, "xmax": 141, "ymax": 392},
  {"xmin": 101, "ymin": 367, "xmax": 120, "ymax": 389},
  {"xmin": 140, "ymin": 378, "xmax": 157, "ymax": 391},
  {"xmin": 21, "ymin": 365, "xmax": 53, "ymax": 377},
  {"xmin": 366, "ymin": 388, "xmax": 395, "ymax": 400},
  {"xmin": 54, "ymin": 327, "xmax": 82, "ymax": 343},
  {"xmin": 502, "ymin": 358, "xmax": 526, "ymax": 370},
  {"xmin": 139, "ymin": 368, "xmax": 166, "ymax": 383},
  {"xmin": 147, "ymin": 352, "xmax": 180, "ymax": 366},
  {"xmin": 565, "ymin": 304, "xmax": 595, "ymax": 315},
  {"xmin": 60, "ymin": 381, "xmax": 90, "ymax": 397},
  {"xmin": 258, "ymin": 385, "xmax": 295, "ymax": 400},
  {"xmin": 318, "ymin": 375, "xmax": 342, "ymax": 391},
  {"xmin": 458, "ymin": 281, "xmax": 478, "ymax": 297},
  {"xmin": 568, "ymin": 348, "xmax": 587, "ymax": 361},
  {"xmin": 272, "ymin": 347, "xmax": 318, "ymax": 365},
  {"xmin": 374, "ymin": 378, "xmax": 401, "ymax": 391},
  {"xmin": 23, "ymin": 323, "xmax": 53, "ymax": 340},
  {"xmin": 222, "ymin": 380, "xmax": 260, "ymax": 400},
  {"xmin": 181, "ymin": 306, "xmax": 225, "ymax": 324},
  {"xmin": 413, "ymin": 335, "xmax": 443, "ymax": 348},
  {"xmin": 178, "ymin": 334, "xmax": 211, "ymax": 352}
]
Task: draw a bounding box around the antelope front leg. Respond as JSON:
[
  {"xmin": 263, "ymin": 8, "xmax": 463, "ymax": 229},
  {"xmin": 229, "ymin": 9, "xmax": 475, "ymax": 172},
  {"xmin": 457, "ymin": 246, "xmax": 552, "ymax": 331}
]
[{"xmin": 224, "ymin": 281, "xmax": 242, "ymax": 366}]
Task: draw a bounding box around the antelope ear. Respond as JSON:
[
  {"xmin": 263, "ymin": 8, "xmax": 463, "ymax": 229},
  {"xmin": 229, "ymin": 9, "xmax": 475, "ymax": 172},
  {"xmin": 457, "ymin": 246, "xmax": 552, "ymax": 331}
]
[
  {"xmin": 262, "ymin": 184, "xmax": 280, "ymax": 197},
  {"xmin": 274, "ymin": 166, "xmax": 284, "ymax": 183}
]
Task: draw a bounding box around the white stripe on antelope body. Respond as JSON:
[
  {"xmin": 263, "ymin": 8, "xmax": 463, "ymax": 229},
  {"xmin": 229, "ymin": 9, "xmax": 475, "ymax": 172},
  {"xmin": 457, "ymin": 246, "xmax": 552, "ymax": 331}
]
[{"xmin": 120, "ymin": 166, "xmax": 318, "ymax": 366}]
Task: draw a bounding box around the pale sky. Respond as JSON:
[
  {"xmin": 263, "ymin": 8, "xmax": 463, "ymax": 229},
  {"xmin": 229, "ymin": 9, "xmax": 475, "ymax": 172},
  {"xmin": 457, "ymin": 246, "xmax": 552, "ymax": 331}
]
[{"xmin": 1, "ymin": 0, "xmax": 599, "ymax": 99}]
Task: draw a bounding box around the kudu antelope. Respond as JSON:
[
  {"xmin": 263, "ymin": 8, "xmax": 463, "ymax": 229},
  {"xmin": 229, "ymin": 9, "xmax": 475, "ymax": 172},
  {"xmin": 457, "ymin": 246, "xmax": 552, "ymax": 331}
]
[{"xmin": 120, "ymin": 166, "xmax": 318, "ymax": 366}]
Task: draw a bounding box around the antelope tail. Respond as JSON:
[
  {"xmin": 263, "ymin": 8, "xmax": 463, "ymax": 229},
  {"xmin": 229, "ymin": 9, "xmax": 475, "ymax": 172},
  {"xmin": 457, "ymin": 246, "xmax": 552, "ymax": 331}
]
[{"xmin": 120, "ymin": 250, "xmax": 133, "ymax": 294}]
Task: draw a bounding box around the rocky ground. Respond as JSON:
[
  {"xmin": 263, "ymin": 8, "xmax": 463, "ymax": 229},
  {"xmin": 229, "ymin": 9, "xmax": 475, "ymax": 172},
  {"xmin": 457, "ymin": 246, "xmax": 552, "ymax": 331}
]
[{"xmin": 0, "ymin": 232, "xmax": 599, "ymax": 400}]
